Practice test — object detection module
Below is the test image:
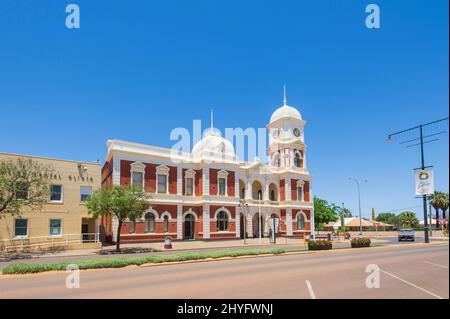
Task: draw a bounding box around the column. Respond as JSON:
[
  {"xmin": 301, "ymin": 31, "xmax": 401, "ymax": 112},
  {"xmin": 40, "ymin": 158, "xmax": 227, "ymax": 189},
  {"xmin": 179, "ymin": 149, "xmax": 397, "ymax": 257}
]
[
  {"xmin": 177, "ymin": 204, "xmax": 183, "ymax": 239},
  {"xmin": 247, "ymin": 209, "xmax": 253, "ymax": 237},
  {"xmin": 235, "ymin": 205, "xmax": 240, "ymax": 238},
  {"xmin": 286, "ymin": 208, "xmax": 293, "ymax": 236},
  {"xmin": 285, "ymin": 178, "xmax": 291, "ymax": 201},
  {"xmin": 112, "ymin": 216, "xmax": 119, "ymax": 243},
  {"xmin": 203, "ymin": 167, "xmax": 210, "ymax": 195},
  {"xmin": 263, "ymin": 182, "xmax": 269, "ymax": 201},
  {"xmin": 245, "ymin": 179, "xmax": 252, "ymax": 200},
  {"xmin": 177, "ymin": 166, "xmax": 182, "ymax": 195},
  {"xmin": 203, "ymin": 205, "xmax": 210, "ymax": 239},
  {"xmin": 112, "ymin": 155, "xmax": 121, "ymax": 186}
]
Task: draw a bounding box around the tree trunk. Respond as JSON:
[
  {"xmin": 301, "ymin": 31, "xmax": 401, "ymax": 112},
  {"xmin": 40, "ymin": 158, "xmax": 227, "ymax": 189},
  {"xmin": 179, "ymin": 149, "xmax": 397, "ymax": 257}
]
[
  {"xmin": 116, "ymin": 219, "xmax": 122, "ymax": 252},
  {"xmin": 435, "ymin": 208, "xmax": 439, "ymax": 228}
]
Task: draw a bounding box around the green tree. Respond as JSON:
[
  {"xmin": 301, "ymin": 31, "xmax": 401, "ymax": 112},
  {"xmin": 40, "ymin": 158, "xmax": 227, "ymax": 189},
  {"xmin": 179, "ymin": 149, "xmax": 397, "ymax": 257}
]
[
  {"xmin": 85, "ymin": 185, "xmax": 147, "ymax": 251},
  {"xmin": 371, "ymin": 208, "xmax": 376, "ymax": 221},
  {"xmin": 398, "ymin": 211, "xmax": 419, "ymax": 228},
  {"xmin": 0, "ymin": 158, "xmax": 53, "ymax": 217},
  {"xmin": 376, "ymin": 212, "xmax": 400, "ymax": 229},
  {"xmin": 313, "ymin": 197, "xmax": 339, "ymax": 232}
]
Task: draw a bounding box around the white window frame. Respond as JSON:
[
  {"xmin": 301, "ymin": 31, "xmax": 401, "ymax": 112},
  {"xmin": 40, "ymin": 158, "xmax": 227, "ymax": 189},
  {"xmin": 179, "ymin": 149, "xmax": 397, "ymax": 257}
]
[
  {"xmin": 49, "ymin": 184, "xmax": 63, "ymax": 203},
  {"xmin": 217, "ymin": 170, "xmax": 229, "ymax": 196},
  {"xmin": 13, "ymin": 218, "xmax": 28, "ymax": 238},
  {"xmin": 297, "ymin": 180, "xmax": 305, "ymax": 202},
  {"xmin": 130, "ymin": 162, "xmax": 145, "ymax": 191},
  {"xmin": 185, "ymin": 169, "xmax": 196, "ymax": 196},
  {"xmin": 156, "ymin": 165, "xmax": 170, "ymax": 194},
  {"xmin": 49, "ymin": 219, "xmax": 62, "ymax": 237}
]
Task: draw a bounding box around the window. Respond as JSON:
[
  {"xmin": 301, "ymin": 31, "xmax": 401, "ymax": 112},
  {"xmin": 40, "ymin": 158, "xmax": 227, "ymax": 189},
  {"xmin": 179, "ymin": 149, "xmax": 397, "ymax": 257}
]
[
  {"xmin": 80, "ymin": 186, "xmax": 92, "ymax": 202},
  {"xmin": 49, "ymin": 219, "xmax": 62, "ymax": 236},
  {"xmin": 297, "ymin": 214, "xmax": 305, "ymax": 230},
  {"xmin": 129, "ymin": 221, "xmax": 135, "ymax": 234},
  {"xmin": 186, "ymin": 178, "xmax": 194, "ymax": 196},
  {"xmin": 240, "ymin": 188, "xmax": 245, "ymax": 199},
  {"xmin": 163, "ymin": 215, "xmax": 169, "ymax": 233},
  {"xmin": 132, "ymin": 172, "xmax": 144, "ymax": 191},
  {"xmin": 257, "ymin": 190, "xmax": 262, "ymax": 200},
  {"xmin": 270, "ymin": 190, "xmax": 276, "ymax": 201},
  {"xmin": 218, "ymin": 178, "xmax": 226, "ymax": 196},
  {"xmin": 297, "ymin": 186, "xmax": 304, "ymax": 201},
  {"xmin": 49, "ymin": 185, "xmax": 62, "ymax": 202},
  {"xmin": 15, "ymin": 182, "xmax": 28, "ymax": 200},
  {"xmin": 157, "ymin": 174, "xmax": 167, "ymax": 194},
  {"xmin": 144, "ymin": 213, "xmax": 155, "ymax": 233},
  {"xmin": 14, "ymin": 219, "xmax": 28, "ymax": 237},
  {"xmin": 294, "ymin": 153, "xmax": 301, "ymax": 167},
  {"xmin": 216, "ymin": 211, "xmax": 229, "ymax": 231}
]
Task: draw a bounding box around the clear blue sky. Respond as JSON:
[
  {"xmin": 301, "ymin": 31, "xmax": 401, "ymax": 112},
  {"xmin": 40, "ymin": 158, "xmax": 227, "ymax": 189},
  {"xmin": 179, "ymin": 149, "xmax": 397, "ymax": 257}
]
[{"xmin": 0, "ymin": 0, "xmax": 448, "ymax": 219}]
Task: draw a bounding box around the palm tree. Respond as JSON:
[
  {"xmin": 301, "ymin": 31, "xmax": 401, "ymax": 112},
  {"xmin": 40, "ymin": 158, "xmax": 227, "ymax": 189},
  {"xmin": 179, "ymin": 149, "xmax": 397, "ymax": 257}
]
[
  {"xmin": 428, "ymin": 192, "xmax": 446, "ymax": 228},
  {"xmin": 398, "ymin": 211, "xmax": 419, "ymax": 228},
  {"xmin": 437, "ymin": 193, "xmax": 449, "ymax": 229}
]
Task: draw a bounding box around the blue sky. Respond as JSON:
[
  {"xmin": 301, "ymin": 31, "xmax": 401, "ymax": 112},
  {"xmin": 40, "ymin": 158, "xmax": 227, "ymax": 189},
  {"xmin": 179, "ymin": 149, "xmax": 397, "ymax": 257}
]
[{"xmin": 0, "ymin": 0, "xmax": 448, "ymax": 219}]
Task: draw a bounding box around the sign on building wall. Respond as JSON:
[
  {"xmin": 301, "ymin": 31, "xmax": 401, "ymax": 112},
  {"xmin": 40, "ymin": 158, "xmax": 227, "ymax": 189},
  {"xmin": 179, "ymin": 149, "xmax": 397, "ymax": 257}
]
[{"xmin": 415, "ymin": 168, "xmax": 434, "ymax": 196}]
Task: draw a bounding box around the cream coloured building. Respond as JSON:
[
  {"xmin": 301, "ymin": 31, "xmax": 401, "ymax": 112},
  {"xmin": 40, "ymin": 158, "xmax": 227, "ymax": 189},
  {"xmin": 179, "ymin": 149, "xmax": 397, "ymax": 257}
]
[{"xmin": 0, "ymin": 152, "xmax": 101, "ymax": 250}]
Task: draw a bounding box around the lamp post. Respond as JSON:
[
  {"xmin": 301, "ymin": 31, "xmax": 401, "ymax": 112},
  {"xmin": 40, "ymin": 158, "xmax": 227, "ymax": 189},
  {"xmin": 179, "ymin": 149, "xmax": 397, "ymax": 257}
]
[
  {"xmin": 386, "ymin": 117, "xmax": 448, "ymax": 244},
  {"xmin": 258, "ymin": 192, "xmax": 262, "ymax": 242},
  {"xmin": 349, "ymin": 178, "xmax": 367, "ymax": 237}
]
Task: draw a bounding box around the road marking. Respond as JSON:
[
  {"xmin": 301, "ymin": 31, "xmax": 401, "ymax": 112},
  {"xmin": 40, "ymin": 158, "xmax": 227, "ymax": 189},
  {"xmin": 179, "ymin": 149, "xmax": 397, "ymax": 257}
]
[
  {"xmin": 379, "ymin": 269, "xmax": 444, "ymax": 299},
  {"xmin": 424, "ymin": 261, "xmax": 449, "ymax": 269},
  {"xmin": 305, "ymin": 280, "xmax": 316, "ymax": 299}
]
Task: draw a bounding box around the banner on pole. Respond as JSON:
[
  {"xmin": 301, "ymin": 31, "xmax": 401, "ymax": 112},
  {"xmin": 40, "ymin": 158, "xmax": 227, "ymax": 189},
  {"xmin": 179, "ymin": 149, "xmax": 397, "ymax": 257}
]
[{"xmin": 415, "ymin": 168, "xmax": 434, "ymax": 196}]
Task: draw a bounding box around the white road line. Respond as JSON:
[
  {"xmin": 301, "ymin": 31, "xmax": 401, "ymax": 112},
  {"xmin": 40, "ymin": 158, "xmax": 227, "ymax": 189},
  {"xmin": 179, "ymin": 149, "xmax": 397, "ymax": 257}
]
[
  {"xmin": 379, "ymin": 269, "xmax": 444, "ymax": 299},
  {"xmin": 424, "ymin": 261, "xmax": 449, "ymax": 269},
  {"xmin": 305, "ymin": 280, "xmax": 316, "ymax": 299}
]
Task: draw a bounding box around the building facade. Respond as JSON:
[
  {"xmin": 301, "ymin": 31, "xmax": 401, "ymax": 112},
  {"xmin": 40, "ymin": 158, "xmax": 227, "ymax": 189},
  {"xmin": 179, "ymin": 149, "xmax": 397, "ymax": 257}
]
[
  {"xmin": 0, "ymin": 152, "xmax": 101, "ymax": 249},
  {"xmin": 102, "ymin": 95, "xmax": 315, "ymax": 243}
]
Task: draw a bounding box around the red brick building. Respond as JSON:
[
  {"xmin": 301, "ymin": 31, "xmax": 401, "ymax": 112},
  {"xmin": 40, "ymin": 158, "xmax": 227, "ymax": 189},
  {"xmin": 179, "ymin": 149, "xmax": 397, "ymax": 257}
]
[{"xmin": 101, "ymin": 95, "xmax": 314, "ymax": 243}]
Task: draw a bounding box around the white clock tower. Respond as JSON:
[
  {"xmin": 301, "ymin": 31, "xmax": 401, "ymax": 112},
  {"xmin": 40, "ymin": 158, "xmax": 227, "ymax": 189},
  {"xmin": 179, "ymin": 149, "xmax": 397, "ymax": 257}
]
[{"xmin": 267, "ymin": 87, "xmax": 307, "ymax": 170}]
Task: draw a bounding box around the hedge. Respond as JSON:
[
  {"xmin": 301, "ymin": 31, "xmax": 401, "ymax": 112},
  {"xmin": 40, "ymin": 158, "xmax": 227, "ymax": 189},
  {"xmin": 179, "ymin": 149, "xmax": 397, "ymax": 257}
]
[
  {"xmin": 351, "ymin": 238, "xmax": 371, "ymax": 248},
  {"xmin": 308, "ymin": 240, "xmax": 332, "ymax": 250}
]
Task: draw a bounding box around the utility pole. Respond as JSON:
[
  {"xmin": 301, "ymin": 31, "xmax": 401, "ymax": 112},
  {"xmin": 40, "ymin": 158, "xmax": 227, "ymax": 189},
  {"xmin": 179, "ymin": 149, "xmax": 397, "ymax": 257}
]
[
  {"xmin": 349, "ymin": 178, "xmax": 367, "ymax": 238},
  {"xmin": 386, "ymin": 117, "xmax": 449, "ymax": 244}
]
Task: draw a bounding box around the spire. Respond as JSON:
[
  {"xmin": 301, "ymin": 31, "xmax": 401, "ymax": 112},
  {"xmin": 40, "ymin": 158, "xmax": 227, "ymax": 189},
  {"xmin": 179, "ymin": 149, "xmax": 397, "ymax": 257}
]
[
  {"xmin": 283, "ymin": 85, "xmax": 287, "ymax": 106},
  {"xmin": 210, "ymin": 109, "xmax": 214, "ymax": 131}
]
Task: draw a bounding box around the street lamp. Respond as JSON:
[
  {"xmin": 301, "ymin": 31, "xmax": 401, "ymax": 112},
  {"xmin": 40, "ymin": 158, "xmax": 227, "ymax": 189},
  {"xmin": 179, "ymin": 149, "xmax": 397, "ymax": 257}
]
[
  {"xmin": 239, "ymin": 199, "xmax": 248, "ymax": 245},
  {"xmin": 349, "ymin": 177, "xmax": 367, "ymax": 237},
  {"xmin": 386, "ymin": 117, "xmax": 448, "ymax": 244}
]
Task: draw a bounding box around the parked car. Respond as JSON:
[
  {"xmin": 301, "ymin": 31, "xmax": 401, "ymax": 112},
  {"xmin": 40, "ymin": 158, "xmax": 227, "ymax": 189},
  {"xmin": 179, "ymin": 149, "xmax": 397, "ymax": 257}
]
[{"xmin": 398, "ymin": 229, "xmax": 415, "ymax": 242}]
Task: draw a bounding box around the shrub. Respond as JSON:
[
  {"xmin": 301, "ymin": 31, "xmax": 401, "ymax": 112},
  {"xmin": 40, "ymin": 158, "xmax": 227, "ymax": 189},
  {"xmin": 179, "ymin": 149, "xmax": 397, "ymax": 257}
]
[
  {"xmin": 351, "ymin": 238, "xmax": 371, "ymax": 248},
  {"xmin": 308, "ymin": 240, "xmax": 332, "ymax": 251}
]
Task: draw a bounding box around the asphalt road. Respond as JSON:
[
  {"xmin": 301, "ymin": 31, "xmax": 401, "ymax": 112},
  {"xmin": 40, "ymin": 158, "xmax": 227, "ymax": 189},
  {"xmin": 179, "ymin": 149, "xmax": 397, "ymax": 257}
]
[{"xmin": 0, "ymin": 243, "xmax": 448, "ymax": 299}]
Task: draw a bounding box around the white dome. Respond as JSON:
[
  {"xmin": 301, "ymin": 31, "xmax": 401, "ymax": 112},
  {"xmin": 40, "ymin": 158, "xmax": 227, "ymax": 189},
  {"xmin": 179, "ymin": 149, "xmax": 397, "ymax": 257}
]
[
  {"xmin": 270, "ymin": 104, "xmax": 302, "ymax": 123},
  {"xmin": 192, "ymin": 128, "xmax": 236, "ymax": 161}
]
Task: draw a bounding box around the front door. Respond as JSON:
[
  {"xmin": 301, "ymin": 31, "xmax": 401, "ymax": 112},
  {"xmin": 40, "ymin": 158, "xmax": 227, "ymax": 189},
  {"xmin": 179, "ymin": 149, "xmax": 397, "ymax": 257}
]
[
  {"xmin": 184, "ymin": 214, "xmax": 195, "ymax": 240},
  {"xmin": 82, "ymin": 224, "xmax": 89, "ymax": 242},
  {"xmin": 240, "ymin": 214, "xmax": 245, "ymax": 239}
]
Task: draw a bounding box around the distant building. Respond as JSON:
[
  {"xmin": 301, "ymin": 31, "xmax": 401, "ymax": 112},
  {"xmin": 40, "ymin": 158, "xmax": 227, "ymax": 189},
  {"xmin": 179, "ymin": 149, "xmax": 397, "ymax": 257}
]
[
  {"xmin": 0, "ymin": 152, "xmax": 101, "ymax": 251},
  {"xmin": 101, "ymin": 92, "xmax": 315, "ymax": 243},
  {"xmin": 324, "ymin": 217, "xmax": 393, "ymax": 231}
]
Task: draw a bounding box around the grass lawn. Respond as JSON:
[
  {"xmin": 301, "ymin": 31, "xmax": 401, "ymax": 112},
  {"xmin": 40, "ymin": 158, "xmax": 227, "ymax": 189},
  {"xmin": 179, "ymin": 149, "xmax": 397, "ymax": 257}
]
[{"xmin": 2, "ymin": 248, "xmax": 285, "ymax": 275}]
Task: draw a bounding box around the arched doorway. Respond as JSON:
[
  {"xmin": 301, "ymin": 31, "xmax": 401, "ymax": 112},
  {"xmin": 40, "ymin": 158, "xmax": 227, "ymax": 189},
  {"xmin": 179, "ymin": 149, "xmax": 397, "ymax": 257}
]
[
  {"xmin": 253, "ymin": 213, "xmax": 264, "ymax": 238},
  {"xmin": 240, "ymin": 213, "xmax": 245, "ymax": 239},
  {"xmin": 184, "ymin": 214, "xmax": 195, "ymax": 240}
]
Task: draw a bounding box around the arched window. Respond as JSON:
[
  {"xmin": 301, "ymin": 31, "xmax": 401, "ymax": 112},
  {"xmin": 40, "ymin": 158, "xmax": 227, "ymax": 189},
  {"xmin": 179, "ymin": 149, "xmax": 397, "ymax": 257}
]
[
  {"xmin": 270, "ymin": 190, "xmax": 275, "ymax": 201},
  {"xmin": 144, "ymin": 213, "xmax": 155, "ymax": 233},
  {"xmin": 163, "ymin": 215, "xmax": 169, "ymax": 233},
  {"xmin": 294, "ymin": 152, "xmax": 301, "ymax": 168},
  {"xmin": 257, "ymin": 190, "xmax": 262, "ymax": 200},
  {"xmin": 273, "ymin": 153, "xmax": 280, "ymax": 167},
  {"xmin": 216, "ymin": 211, "xmax": 229, "ymax": 231},
  {"xmin": 297, "ymin": 213, "xmax": 305, "ymax": 230}
]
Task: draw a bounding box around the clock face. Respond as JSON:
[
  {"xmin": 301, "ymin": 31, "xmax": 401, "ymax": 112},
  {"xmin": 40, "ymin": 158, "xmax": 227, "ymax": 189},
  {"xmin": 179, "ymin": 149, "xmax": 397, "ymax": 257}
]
[
  {"xmin": 272, "ymin": 129, "xmax": 279, "ymax": 138},
  {"xmin": 293, "ymin": 128, "xmax": 301, "ymax": 137}
]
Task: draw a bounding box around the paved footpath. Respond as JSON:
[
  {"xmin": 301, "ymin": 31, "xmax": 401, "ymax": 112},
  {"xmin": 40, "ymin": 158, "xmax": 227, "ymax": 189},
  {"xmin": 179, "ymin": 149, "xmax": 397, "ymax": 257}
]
[{"xmin": 0, "ymin": 243, "xmax": 448, "ymax": 299}]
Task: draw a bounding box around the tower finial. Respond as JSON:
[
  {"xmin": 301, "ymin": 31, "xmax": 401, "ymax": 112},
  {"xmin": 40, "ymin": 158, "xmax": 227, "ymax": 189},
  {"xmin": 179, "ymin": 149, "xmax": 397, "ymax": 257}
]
[
  {"xmin": 283, "ymin": 85, "xmax": 287, "ymax": 106},
  {"xmin": 210, "ymin": 109, "xmax": 214, "ymax": 131}
]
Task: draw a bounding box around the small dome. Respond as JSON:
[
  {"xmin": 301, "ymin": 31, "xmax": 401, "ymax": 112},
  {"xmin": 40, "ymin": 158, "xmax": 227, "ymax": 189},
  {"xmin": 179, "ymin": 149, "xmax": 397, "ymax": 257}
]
[
  {"xmin": 192, "ymin": 128, "xmax": 236, "ymax": 160},
  {"xmin": 270, "ymin": 104, "xmax": 302, "ymax": 123}
]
